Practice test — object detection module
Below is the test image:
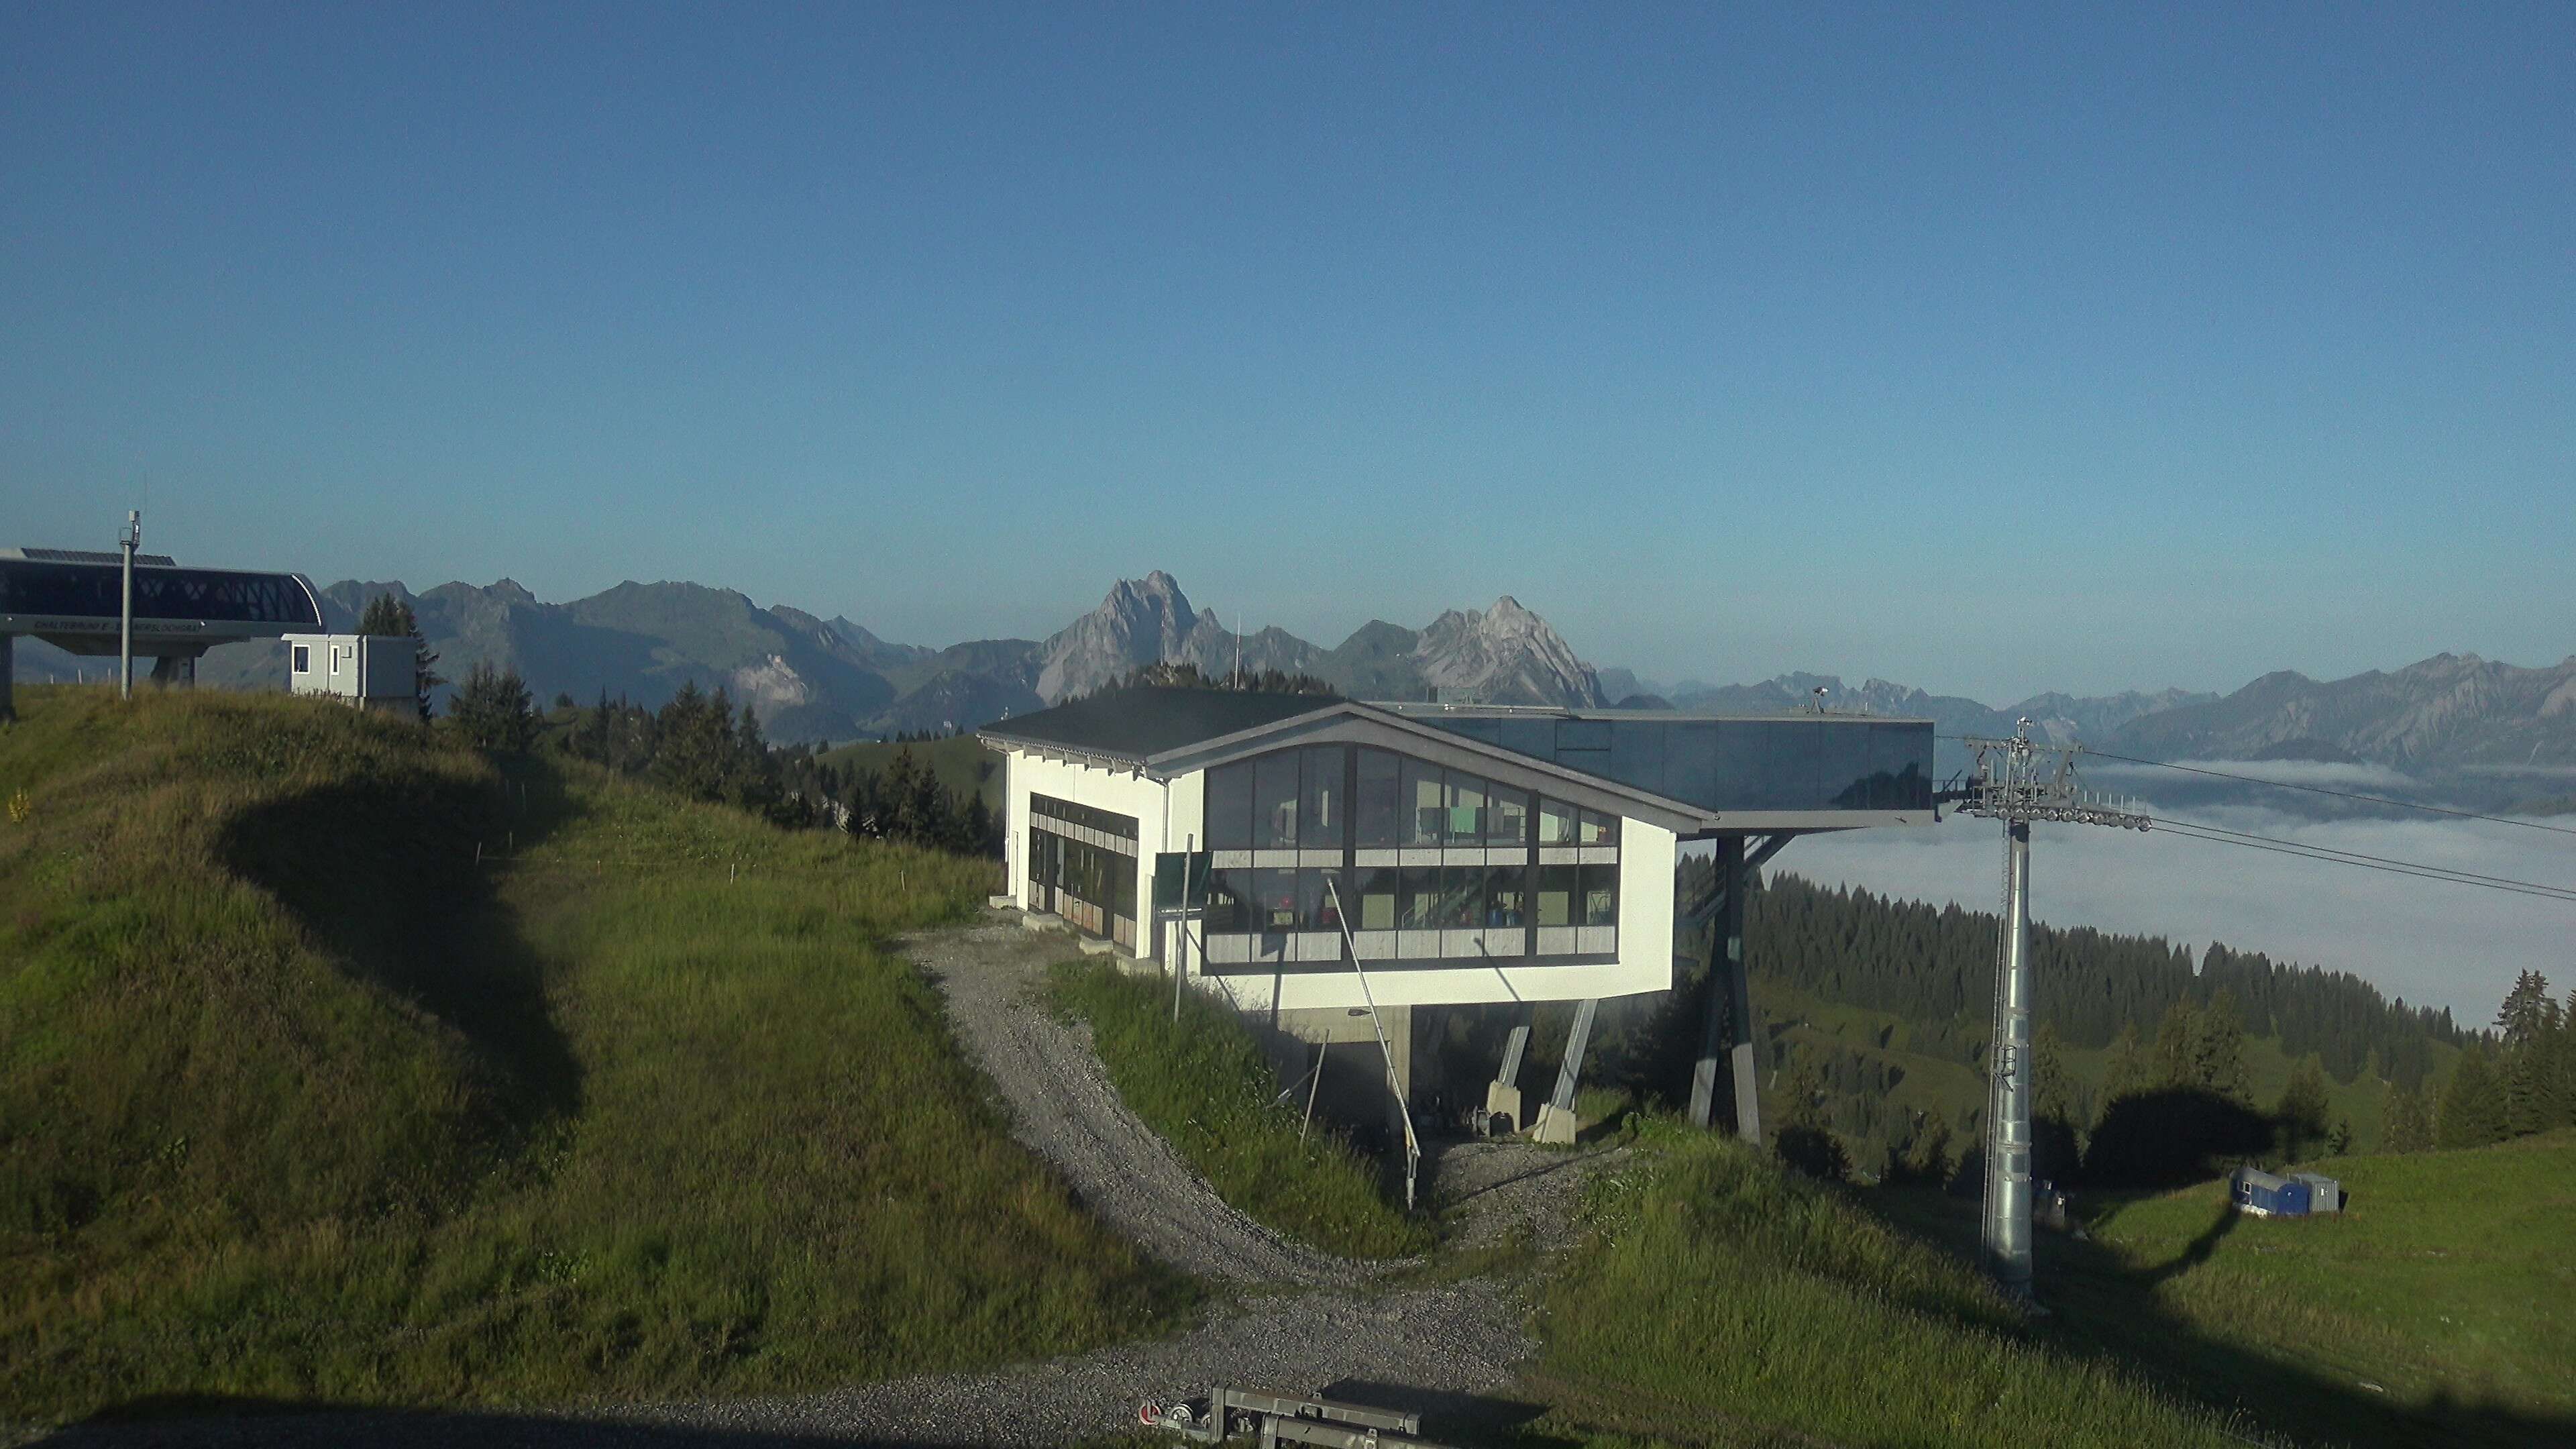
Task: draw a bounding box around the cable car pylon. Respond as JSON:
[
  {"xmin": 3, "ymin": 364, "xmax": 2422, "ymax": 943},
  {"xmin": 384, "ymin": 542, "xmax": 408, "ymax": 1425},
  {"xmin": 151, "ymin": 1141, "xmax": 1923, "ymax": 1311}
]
[{"xmin": 1952, "ymin": 720, "xmax": 2149, "ymax": 1298}]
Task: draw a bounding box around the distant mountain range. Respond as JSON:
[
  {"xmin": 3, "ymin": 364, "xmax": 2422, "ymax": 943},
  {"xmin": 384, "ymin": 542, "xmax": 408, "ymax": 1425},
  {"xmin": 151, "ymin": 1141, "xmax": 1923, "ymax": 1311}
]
[{"xmin": 16, "ymin": 571, "xmax": 2574, "ymax": 805}]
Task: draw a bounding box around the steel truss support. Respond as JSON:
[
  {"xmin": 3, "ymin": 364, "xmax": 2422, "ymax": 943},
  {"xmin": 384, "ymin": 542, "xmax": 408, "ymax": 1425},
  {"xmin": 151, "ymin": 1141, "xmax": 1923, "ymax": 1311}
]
[{"xmin": 1688, "ymin": 833, "xmax": 1790, "ymax": 1143}]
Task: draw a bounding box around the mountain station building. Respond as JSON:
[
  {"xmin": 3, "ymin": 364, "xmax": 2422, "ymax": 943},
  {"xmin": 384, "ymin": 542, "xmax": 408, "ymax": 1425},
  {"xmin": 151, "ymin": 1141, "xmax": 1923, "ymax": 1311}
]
[{"xmin": 981, "ymin": 688, "xmax": 1936, "ymax": 1142}]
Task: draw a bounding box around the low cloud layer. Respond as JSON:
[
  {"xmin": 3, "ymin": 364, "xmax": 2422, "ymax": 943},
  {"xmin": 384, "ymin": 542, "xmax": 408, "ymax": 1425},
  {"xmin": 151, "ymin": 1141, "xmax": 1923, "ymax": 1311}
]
[{"xmin": 1774, "ymin": 806, "xmax": 2576, "ymax": 1025}]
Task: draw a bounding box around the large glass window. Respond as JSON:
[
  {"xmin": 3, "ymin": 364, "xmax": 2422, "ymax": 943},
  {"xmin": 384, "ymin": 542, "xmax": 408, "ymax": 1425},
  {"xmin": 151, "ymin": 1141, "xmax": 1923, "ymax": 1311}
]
[
  {"xmin": 1538, "ymin": 798, "xmax": 1576, "ymax": 845},
  {"xmin": 1580, "ymin": 863, "xmax": 1618, "ymax": 926},
  {"xmin": 1299, "ymin": 746, "xmax": 1344, "ymax": 850},
  {"xmin": 1357, "ymin": 865, "xmax": 1399, "ymax": 930},
  {"xmin": 1403, "ymin": 757, "xmax": 1444, "ymax": 846},
  {"xmin": 1401, "ymin": 864, "xmax": 1442, "ymax": 928},
  {"xmin": 1356, "ymin": 749, "xmax": 1402, "ymax": 847},
  {"xmin": 1299, "ymin": 867, "xmax": 1344, "ymax": 932},
  {"xmin": 1254, "ymin": 753, "xmax": 1299, "ymax": 849},
  {"xmin": 1446, "ymin": 774, "xmax": 1487, "ymax": 842},
  {"xmin": 1436, "ymin": 865, "xmax": 1480, "ymax": 929},
  {"xmin": 1487, "ymin": 786, "xmax": 1530, "ymax": 847},
  {"xmin": 1205, "ymin": 869, "xmax": 1249, "ymax": 932},
  {"xmin": 1483, "ymin": 864, "xmax": 1527, "ymax": 928},
  {"xmin": 1578, "ymin": 808, "xmax": 1620, "ymax": 847},
  {"xmin": 1250, "ymin": 867, "xmax": 1298, "ymax": 933},
  {"xmin": 1207, "ymin": 765, "xmax": 1252, "ymax": 851},
  {"xmin": 1536, "ymin": 863, "xmax": 1575, "ymax": 926}
]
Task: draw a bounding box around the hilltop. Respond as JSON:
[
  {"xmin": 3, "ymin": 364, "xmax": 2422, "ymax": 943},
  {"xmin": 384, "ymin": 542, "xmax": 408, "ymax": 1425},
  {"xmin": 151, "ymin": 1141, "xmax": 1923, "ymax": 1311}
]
[{"xmin": 0, "ymin": 686, "xmax": 1175, "ymax": 1423}]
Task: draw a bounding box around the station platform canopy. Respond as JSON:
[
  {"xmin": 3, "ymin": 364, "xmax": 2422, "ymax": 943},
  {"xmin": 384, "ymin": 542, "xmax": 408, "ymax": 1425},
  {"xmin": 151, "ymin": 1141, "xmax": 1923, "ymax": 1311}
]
[{"xmin": 0, "ymin": 547, "xmax": 323, "ymax": 657}]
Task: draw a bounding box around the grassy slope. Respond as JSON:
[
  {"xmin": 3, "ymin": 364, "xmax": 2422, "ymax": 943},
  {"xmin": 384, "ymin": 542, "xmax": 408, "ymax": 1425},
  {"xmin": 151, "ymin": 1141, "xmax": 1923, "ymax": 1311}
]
[
  {"xmin": 1049, "ymin": 959, "xmax": 1429, "ymax": 1259},
  {"xmin": 1532, "ymin": 1124, "xmax": 2255, "ymax": 1449},
  {"xmin": 817, "ymin": 735, "xmax": 1002, "ymax": 812},
  {"xmin": 0, "ymin": 685, "xmax": 1177, "ymax": 1422},
  {"xmin": 2061, "ymin": 1132, "xmax": 2576, "ymax": 1446}
]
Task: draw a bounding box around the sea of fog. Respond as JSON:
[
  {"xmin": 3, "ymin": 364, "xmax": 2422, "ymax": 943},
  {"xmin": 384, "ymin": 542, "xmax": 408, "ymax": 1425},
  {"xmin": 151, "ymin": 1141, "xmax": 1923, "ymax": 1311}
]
[{"xmin": 1760, "ymin": 761, "xmax": 2576, "ymax": 1026}]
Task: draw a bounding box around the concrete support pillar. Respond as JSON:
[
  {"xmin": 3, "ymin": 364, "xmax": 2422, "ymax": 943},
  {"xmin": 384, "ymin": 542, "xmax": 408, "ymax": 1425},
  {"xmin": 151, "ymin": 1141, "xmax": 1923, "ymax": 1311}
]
[
  {"xmin": 1688, "ymin": 836, "xmax": 1762, "ymax": 1144},
  {"xmin": 1485, "ymin": 1016, "xmax": 1532, "ymax": 1128},
  {"xmin": 1532, "ymin": 998, "xmax": 1598, "ymax": 1144}
]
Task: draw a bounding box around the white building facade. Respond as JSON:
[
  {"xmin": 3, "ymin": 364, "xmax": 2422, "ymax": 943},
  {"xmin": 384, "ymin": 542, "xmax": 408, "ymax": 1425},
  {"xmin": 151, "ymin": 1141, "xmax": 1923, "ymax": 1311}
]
[
  {"xmin": 284, "ymin": 633, "xmax": 417, "ymax": 712},
  {"xmin": 984, "ymin": 691, "xmax": 1934, "ymax": 1020}
]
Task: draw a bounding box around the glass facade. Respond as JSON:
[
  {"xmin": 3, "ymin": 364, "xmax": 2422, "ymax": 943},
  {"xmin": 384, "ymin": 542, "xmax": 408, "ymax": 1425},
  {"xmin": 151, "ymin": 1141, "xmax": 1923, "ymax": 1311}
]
[
  {"xmin": 1028, "ymin": 792, "xmax": 1138, "ymax": 949},
  {"xmin": 1195, "ymin": 743, "xmax": 1621, "ymax": 972},
  {"xmin": 0, "ymin": 559, "xmax": 323, "ymax": 626},
  {"xmin": 1419, "ymin": 714, "xmax": 1935, "ymax": 814}
]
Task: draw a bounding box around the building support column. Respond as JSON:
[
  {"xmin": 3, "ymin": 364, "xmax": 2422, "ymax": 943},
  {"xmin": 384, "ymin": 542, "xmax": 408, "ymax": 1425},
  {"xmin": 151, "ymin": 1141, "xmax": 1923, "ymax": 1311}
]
[
  {"xmin": 1485, "ymin": 1015, "xmax": 1532, "ymax": 1130},
  {"xmin": 1532, "ymin": 998, "xmax": 1598, "ymax": 1144},
  {"xmin": 1688, "ymin": 835, "xmax": 1764, "ymax": 1144}
]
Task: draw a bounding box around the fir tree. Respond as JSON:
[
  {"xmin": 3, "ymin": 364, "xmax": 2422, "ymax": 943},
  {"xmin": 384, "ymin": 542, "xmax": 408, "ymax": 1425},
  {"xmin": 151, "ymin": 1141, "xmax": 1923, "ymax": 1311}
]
[
  {"xmin": 2275, "ymin": 1057, "xmax": 2332, "ymax": 1161},
  {"xmin": 2435, "ymin": 1045, "xmax": 2510, "ymax": 1150},
  {"xmin": 355, "ymin": 592, "xmax": 441, "ymax": 720},
  {"xmin": 449, "ymin": 663, "xmax": 535, "ymax": 753}
]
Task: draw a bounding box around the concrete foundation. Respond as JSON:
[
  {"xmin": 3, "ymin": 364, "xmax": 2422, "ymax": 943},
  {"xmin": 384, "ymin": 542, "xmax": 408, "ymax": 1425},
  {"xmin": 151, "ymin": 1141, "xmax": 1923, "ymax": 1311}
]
[{"xmin": 1531, "ymin": 1102, "xmax": 1580, "ymax": 1146}]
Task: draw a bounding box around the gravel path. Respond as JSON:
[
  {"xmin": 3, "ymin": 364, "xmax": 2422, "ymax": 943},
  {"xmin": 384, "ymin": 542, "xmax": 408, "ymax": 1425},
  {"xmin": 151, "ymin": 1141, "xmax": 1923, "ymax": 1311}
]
[
  {"xmin": 23, "ymin": 913, "xmax": 1614, "ymax": 1448},
  {"xmin": 902, "ymin": 918, "xmax": 1360, "ymax": 1289}
]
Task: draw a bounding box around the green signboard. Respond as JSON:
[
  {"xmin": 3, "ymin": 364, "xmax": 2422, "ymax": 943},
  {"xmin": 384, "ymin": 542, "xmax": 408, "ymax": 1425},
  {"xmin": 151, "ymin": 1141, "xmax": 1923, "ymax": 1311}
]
[{"xmin": 1153, "ymin": 851, "xmax": 1214, "ymax": 912}]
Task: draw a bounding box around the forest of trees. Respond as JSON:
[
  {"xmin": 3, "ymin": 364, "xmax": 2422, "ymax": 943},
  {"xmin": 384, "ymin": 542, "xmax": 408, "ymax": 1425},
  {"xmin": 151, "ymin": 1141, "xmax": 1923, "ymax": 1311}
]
[
  {"xmin": 1638, "ymin": 863, "xmax": 2527, "ymax": 1187},
  {"xmin": 1097, "ymin": 661, "xmax": 1341, "ymax": 696},
  {"xmin": 2381, "ymin": 969, "xmax": 2576, "ymax": 1155},
  {"xmin": 1745, "ymin": 871, "xmax": 2465, "ymax": 1090},
  {"xmin": 544, "ymin": 686, "xmax": 998, "ymax": 855},
  {"xmin": 427, "ymin": 666, "xmax": 999, "ymax": 856}
]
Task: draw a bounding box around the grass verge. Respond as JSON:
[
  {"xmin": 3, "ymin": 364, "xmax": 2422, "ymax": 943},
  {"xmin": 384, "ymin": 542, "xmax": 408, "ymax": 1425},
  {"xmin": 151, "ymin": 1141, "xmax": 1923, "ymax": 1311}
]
[
  {"xmin": 1, "ymin": 684, "xmax": 1181, "ymax": 1422},
  {"xmin": 1048, "ymin": 959, "xmax": 1430, "ymax": 1260}
]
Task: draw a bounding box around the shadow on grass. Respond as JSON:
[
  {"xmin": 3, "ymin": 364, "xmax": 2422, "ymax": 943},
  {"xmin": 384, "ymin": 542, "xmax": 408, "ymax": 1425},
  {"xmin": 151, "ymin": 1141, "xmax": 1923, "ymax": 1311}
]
[
  {"xmin": 1859, "ymin": 1185, "xmax": 2576, "ymax": 1449},
  {"xmin": 219, "ymin": 753, "xmax": 585, "ymax": 1136},
  {"xmin": 36, "ymin": 1394, "xmax": 941, "ymax": 1447}
]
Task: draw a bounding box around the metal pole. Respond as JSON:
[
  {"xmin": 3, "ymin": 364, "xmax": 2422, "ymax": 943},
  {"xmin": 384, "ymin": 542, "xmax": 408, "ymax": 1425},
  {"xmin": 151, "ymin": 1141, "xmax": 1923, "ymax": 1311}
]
[
  {"xmin": 119, "ymin": 510, "xmax": 139, "ymax": 700},
  {"xmin": 1173, "ymin": 835, "xmax": 1194, "ymax": 1024},
  {"xmin": 1324, "ymin": 877, "xmax": 1420, "ymax": 1210},
  {"xmin": 1982, "ymin": 818, "xmax": 2034, "ymax": 1295}
]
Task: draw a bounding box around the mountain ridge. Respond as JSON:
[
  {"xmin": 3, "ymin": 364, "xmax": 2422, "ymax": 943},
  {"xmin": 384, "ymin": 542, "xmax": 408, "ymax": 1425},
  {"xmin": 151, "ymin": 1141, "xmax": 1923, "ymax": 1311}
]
[{"xmin": 13, "ymin": 574, "xmax": 2571, "ymax": 787}]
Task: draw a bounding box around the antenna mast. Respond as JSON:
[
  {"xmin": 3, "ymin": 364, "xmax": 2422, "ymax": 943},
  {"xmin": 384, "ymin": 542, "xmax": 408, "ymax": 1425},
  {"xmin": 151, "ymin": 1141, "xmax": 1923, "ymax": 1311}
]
[{"xmin": 1953, "ymin": 721, "xmax": 2148, "ymax": 1297}]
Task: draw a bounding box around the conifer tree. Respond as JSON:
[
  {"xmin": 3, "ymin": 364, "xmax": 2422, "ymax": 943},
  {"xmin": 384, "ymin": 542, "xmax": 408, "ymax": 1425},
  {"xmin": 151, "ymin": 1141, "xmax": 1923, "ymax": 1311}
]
[
  {"xmin": 2436, "ymin": 1046, "xmax": 2510, "ymax": 1150},
  {"xmin": 449, "ymin": 663, "xmax": 535, "ymax": 753},
  {"xmin": 355, "ymin": 592, "xmax": 441, "ymax": 720},
  {"xmin": 2275, "ymin": 1057, "xmax": 2332, "ymax": 1161}
]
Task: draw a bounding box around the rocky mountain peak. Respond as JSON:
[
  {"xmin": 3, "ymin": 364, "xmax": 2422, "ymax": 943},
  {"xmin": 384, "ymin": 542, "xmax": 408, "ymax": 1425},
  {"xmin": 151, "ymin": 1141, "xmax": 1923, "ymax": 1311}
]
[
  {"xmin": 1412, "ymin": 596, "xmax": 1603, "ymax": 706},
  {"xmin": 1033, "ymin": 573, "xmax": 1207, "ymax": 703}
]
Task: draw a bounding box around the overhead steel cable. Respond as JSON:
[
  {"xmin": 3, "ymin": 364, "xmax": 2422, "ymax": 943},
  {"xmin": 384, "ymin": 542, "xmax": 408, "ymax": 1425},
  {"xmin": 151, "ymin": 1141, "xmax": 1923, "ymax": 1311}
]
[
  {"xmin": 2145, "ymin": 817, "xmax": 2576, "ymax": 904},
  {"xmin": 1936, "ymin": 735, "xmax": 2576, "ymax": 837},
  {"xmin": 2145, "ymin": 814, "xmax": 2576, "ymax": 896}
]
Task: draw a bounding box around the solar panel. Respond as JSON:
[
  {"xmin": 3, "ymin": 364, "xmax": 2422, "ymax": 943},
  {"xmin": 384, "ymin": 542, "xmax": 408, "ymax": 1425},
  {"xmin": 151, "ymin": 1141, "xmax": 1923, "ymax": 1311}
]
[{"xmin": 9, "ymin": 547, "xmax": 180, "ymax": 566}]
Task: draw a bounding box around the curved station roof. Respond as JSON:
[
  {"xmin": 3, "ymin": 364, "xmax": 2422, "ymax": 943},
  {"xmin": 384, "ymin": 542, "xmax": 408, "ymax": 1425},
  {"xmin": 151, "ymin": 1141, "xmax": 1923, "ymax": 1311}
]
[
  {"xmin": 0, "ymin": 548, "xmax": 323, "ymax": 656},
  {"xmin": 980, "ymin": 688, "xmax": 1936, "ymax": 835}
]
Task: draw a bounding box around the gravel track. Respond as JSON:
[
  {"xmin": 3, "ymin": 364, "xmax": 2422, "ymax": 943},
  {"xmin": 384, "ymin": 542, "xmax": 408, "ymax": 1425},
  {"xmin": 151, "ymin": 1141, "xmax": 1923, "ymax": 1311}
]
[
  {"xmin": 902, "ymin": 918, "xmax": 1360, "ymax": 1289},
  {"xmin": 23, "ymin": 913, "xmax": 1613, "ymax": 1448}
]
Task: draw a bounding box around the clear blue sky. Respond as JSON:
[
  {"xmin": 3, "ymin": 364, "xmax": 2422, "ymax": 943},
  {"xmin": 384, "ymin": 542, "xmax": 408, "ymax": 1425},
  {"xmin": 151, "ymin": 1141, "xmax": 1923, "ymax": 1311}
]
[{"xmin": 6, "ymin": 3, "xmax": 2569, "ymax": 702}]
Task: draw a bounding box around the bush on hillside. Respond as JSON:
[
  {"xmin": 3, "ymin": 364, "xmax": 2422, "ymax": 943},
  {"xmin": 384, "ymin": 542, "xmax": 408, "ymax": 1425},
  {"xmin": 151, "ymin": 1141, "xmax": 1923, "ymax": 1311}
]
[{"xmin": 449, "ymin": 662, "xmax": 537, "ymax": 751}]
